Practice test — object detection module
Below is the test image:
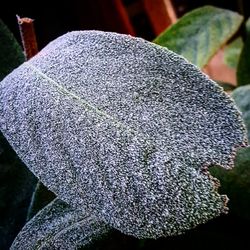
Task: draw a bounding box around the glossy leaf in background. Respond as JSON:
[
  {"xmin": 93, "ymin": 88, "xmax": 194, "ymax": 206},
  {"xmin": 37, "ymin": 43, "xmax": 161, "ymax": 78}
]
[
  {"xmin": 0, "ymin": 19, "xmax": 25, "ymax": 80},
  {"xmin": 0, "ymin": 31, "xmax": 247, "ymax": 240},
  {"xmin": 0, "ymin": 20, "xmax": 36, "ymax": 250},
  {"xmin": 224, "ymin": 37, "xmax": 243, "ymax": 69},
  {"xmin": 237, "ymin": 18, "xmax": 250, "ymax": 86},
  {"xmin": 154, "ymin": 6, "xmax": 243, "ymax": 68},
  {"xmin": 210, "ymin": 147, "xmax": 250, "ymax": 220},
  {"xmin": 11, "ymin": 198, "xmax": 111, "ymax": 250},
  {"xmin": 211, "ymin": 84, "xmax": 250, "ymax": 219},
  {"xmin": 232, "ymin": 85, "xmax": 250, "ymax": 142}
]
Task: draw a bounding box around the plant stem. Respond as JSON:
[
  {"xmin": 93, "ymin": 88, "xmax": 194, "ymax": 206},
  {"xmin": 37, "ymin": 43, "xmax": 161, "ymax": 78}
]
[
  {"xmin": 237, "ymin": 0, "xmax": 244, "ymax": 16},
  {"xmin": 16, "ymin": 15, "xmax": 38, "ymax": 60}
]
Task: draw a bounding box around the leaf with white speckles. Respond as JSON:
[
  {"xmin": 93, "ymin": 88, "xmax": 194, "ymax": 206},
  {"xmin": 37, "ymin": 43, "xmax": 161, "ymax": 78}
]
[
  {"xmin": 0, "ymin": 31, "xmax": 247, "ymax": 240},
  {"xmin": 209, "ymin": 85, "xmax": 250, "ymax": 220},
  {"xmin": 210, "ymin": 147, "xmax": 250, "ymax": 220},
  {"xmin": 11, "ymin": 198, "xmax": 111, "ymax": 250}
]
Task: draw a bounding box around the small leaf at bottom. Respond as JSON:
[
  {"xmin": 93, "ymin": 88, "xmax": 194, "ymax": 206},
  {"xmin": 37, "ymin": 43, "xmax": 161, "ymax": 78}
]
[{"xmin": 11, "ymin": 198, "xmax": 111, "ymax": 250}]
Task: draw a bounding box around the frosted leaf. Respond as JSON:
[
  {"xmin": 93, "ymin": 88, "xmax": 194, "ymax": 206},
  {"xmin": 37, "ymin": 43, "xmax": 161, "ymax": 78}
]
[
  {"xmin": 10, "ymin": 198, "xmax": 110, "ymax": 250},
  {"xmin": 0, "ymin": 31, "xmax": 247, "ymax": 238}
]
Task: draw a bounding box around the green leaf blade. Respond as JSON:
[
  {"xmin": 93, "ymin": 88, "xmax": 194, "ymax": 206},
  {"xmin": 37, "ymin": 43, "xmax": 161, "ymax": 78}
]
[
  {"xmin": 231, "ymin": 84, "xmax": 250, "ymax": 142},
  {"xmin": 0, "ymin": 19, "xmax": 25, "ymax": 80},
  {"xmin": 210, "ymin": 147, "xmax": 250, "ymax": 220},
  {"xmin": 210, "ymin": 85, "xmax": 250, "ymax": 219},
  {"xmin": 237, "ymin": 18, "xmax": 250, "ymax": 86},
  {"xmin": 224, "ymin": 37, "xmax": 243, "ymax": 68},
  {"xmin": 154, "ymin": 6, "xmax": 243, "ymax": 68},
  {"xmin": 0, "ymin": 20, "xmax": 35, "ymax": 250}
]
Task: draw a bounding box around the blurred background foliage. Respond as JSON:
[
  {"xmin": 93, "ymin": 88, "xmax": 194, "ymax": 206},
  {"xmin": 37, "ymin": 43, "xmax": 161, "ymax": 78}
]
[{"xmin": 0, "ymin": 0, "xmax": 249, "ymax": 48}]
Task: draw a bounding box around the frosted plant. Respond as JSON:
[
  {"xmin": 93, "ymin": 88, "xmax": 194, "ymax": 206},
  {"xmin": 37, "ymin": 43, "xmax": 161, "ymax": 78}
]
[
  {"xmin": 209, "ymin": 84, "xmax": 250, "ymax": 221},
  {"xmin": 10, "ymin": 198, "xmax": 110, "ymax": 250},
  {"xmin": 0, "ymin": 31, "xmax": 247, "ymax": 248}
]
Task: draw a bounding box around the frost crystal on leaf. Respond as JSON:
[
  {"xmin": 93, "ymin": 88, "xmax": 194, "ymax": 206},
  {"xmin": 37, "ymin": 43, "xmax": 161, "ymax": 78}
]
[{"xmin": 0, "ymin": 31, "xmax": 247, "ymax": 239}]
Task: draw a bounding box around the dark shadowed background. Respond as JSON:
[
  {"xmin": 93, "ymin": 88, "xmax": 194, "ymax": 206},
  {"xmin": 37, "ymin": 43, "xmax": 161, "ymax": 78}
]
[{"xmin": 0, "ymin": 0, "xmax": 248, "ymax": 49}]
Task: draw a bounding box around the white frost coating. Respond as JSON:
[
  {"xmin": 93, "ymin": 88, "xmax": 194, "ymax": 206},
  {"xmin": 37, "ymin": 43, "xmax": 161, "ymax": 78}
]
[
  {"xmin": 10, "ymin": 198, "xmax": 110, "ymax": 250},
  {"xmin": 0, "ymin": 31, "xmax": 247, "ymax": 239}
]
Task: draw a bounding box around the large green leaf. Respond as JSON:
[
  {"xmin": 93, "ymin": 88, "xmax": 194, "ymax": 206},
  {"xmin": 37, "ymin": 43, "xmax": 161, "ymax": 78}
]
[
  {"xmin": 237, "ymin": 18, "xmax": 250, "ymax": 86},
  {"xmin": 0, "ymin": 19, "xmax": 24, "ymax": 80},
  {"xmin": 210, "ymin": 85, "xmax": 250, "ymax": 219},
  {"xmin": 232, "ymin": 84, "xmax": 250, "ymax": 141},
  {"xmin": 0, "ymin": 20, "xmax": 36, "ymax": 250},
  {"xmin": 0, "ymin": 132, "xmax": 36, "ymax": 250},
  {"xmin": 224, "ymin": 37, "xmax": 243, "ymax": 68},
  {"xmin": 210, "ymin": 147, "xmax": 250, "ymax": 220},
  {"xmin": 0, "ymin": 31, "xmax": 247, "ymax": 240},
  {"xmin": 153, "ymin": 6, "xmax": 243, "ymax": 68},
  {"xmin": 11, "ymin": 198, "xmax": 111, "ymax": 249}
]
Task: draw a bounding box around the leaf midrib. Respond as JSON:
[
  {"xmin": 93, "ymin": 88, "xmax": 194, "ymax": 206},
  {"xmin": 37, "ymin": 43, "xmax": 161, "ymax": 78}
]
[{"xmin": 26, "ymin": 62, "xmax": 143, "ymax": 138}]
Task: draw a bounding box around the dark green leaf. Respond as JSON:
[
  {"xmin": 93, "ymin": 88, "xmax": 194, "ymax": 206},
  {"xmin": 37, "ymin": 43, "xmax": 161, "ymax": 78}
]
[
  {"xmin": 210, "ymin": 85, "xmax": 250, "ymax": 219},
  {"xmin": 154, "ymin": 6, "xmax": 243, "ymax": 68},
  {"xmin": 216, "ymin": 81, "xmax": 236, "ymax": 92},
  {"xmin": 232, "ymin": 84, "xmax": 250, "ymax": 141},
  {"xmin": 210, "ymin": 147, "xmax": 250, "ymax": 220},
  {"xmin": 224, "ymin": 37, "xmax": 243, "ymax": 68},
  {"xmin": 0, "ymin": 20, "xmax": 35, "ymax": 250},
  {"xmin": 11, "ymin": 198, "xmax": 111, "ymax": 250},
  {"xmin": 0, "ymin": 19, "xmax": 24, "ymax": 80},
  {"xmin": 237, "ymin": 18, "xmax": 250, "ymax": 86},
  {"xmin": 0, "ymin": 132, "xmax": 36, "ymax": 250}
]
